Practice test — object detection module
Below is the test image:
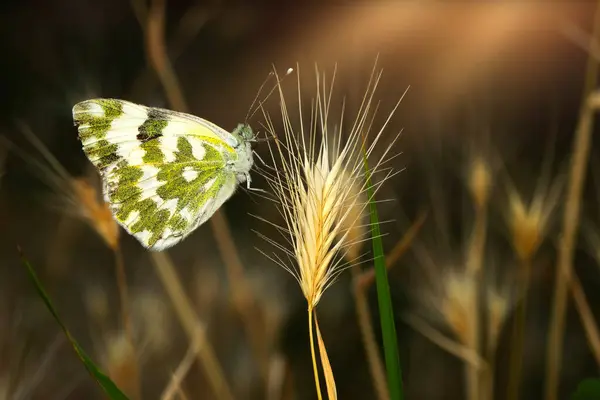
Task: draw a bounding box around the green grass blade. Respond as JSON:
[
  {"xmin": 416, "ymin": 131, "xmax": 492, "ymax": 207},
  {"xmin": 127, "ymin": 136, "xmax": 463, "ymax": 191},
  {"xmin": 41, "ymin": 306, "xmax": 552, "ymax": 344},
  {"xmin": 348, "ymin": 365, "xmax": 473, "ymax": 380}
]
[
  {"xmin": 363, "ymin": 158, "xmax": 404, "ymax": 400},
  {"xmin": 18, "ymin": 247, "xmax": 130, "ymax": 400},
  {"xmin": 571, "ymin": 378, "xmax": 600, "ymax": 400}
]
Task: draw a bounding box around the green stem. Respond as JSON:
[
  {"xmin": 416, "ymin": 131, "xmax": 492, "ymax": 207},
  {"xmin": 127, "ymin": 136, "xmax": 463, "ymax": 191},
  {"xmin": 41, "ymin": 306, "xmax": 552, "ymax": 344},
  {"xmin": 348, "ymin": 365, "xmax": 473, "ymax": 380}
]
[{"xmin": 365, "ymin": 156, "xmax": 404, "ymax": 400}]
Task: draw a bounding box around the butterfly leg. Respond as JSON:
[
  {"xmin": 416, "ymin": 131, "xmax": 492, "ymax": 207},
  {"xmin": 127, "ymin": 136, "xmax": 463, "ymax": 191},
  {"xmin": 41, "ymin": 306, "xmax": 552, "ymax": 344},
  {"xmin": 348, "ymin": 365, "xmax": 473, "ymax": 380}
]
[
  {"xmin": 253, "ymin": 150, "xmax": 268, "ymax": 167},
  {"xmin": 245, "ymin": 172, "xmax": 269, "ymax": 194}
]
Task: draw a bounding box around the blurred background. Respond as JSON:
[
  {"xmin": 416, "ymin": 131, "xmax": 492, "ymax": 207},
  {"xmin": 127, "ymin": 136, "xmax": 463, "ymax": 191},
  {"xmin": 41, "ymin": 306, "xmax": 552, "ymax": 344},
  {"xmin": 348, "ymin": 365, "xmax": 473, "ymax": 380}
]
[{"xmin": 1, "ymin": 1, "xmax": 600, "ymax": 399}]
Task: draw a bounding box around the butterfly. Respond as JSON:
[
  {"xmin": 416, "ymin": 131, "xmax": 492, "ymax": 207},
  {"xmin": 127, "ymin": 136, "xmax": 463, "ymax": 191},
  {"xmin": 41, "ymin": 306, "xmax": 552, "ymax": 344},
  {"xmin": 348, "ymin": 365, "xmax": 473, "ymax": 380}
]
[{"xmin": 72, "ymin": 99, "xmax": 255, "ymax": 251}]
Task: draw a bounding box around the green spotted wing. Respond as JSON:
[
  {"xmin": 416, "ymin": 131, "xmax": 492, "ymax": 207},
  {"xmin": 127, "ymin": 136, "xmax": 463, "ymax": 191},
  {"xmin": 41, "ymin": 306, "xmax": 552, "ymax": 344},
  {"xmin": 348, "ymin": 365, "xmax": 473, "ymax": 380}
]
[{"xmin": 73, "ymin": 99, "xmax": 252, "ymax": 251}]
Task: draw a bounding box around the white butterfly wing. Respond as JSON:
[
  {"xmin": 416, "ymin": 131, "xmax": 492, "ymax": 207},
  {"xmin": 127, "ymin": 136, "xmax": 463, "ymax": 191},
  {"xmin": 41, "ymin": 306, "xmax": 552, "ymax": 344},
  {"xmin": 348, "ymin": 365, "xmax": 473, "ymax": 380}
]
[{"xmin": 73, "ymin": 98, "xmax": 241, "ymax": 251}]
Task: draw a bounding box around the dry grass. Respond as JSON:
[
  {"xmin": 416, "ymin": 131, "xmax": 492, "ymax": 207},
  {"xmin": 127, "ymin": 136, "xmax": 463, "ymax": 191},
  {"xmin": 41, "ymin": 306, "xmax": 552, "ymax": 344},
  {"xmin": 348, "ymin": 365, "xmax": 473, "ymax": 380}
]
[
  {"xmin": 504, "ymin": 138, "xmax": 563, "ymax": 400},
  {"xmin": 0, "ymin": 299, "xmax": 69, "ymax": 400},
  {"xmin": 6, "ymin": 124, "xmax": 142, "ymax": 399},
  {"xmin": 160, "ymin": 334, "xmax": 200, "ymax": 400},
  {"xmin": 465, "ymin": 156, "xmax": 491, "ymax": 400},
  {"xmin": 103, "ymin": 331, "xmax": 139, "ymax": 398},
  {"xmin": 546, "ymin": 4, "xmax": 600, "ymax": 399},
  {"xmin": 257, "ymin": 62, "xmax": 404, "ymax": 399},
  {"xmin": 482, "ymin": 284, "xmax": 511, "ymax": 399},
  {"xmin": 150, "ymin": 252, "xmax": 234, "ymax": 400}
]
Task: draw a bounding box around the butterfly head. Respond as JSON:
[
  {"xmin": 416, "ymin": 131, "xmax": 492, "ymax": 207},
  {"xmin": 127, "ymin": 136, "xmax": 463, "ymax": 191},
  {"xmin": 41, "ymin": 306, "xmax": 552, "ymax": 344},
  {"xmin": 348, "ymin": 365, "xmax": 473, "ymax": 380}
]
[{"xmin": 233, "ymin": 123, "xmax": 255, "ymax": 143}]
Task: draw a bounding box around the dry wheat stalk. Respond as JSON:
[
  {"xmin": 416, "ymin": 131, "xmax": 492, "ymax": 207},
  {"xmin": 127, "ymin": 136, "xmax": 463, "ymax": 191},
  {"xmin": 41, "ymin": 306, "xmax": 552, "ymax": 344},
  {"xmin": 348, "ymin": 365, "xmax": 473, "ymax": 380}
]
[{"xmin": 257, "ymin": 61, "xmax": 404, "ymax": 399}]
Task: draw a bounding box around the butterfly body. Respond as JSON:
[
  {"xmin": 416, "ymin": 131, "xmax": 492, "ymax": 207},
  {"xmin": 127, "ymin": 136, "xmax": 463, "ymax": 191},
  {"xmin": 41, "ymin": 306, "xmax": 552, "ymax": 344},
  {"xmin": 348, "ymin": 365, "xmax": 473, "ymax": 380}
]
[{"xmin": 73, "ymin": 98, "xmax": 254, "ymax": 251}]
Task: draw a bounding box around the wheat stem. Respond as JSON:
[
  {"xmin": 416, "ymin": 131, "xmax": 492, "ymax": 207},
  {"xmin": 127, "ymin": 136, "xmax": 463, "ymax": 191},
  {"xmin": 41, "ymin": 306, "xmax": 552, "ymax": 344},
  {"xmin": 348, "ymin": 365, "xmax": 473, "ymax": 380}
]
[
  {"xmin": 113, "ymin": 246, "xmax": 141, "ymax": 400},
  {"xmin": 465, "ymin": 209, "xmax": 487, "ymax": 400},
  {"xmin": 545, "ymin": 4, "xmax": 600, "ymax": 398},
  {"xmin": 465, "ymin": 156, "xmax": 491, "ymax": 400},
  {"xmin": 570, "ymin": 273, "xmax": 600, "ymax": 366},
  {"xmin": 506, "ymin": 258, "xmax": 532, "ymax": 400},
  {"xmin": 403, "ymin": 313, "xmax": 487, "ymax": 369},
  {"xmin": 352, "ymin": 264, "xmax": 389, "ymax": 400},
  {"xmin": 211, "ymin": 210, "xmax": 269, "ymax": 380},
  {"xmin": 114, "ymin": 247, "xmax": 134, "ymax": 342},
  {"xmin": 481, "ymin": 326, "xmax": 498, "ymax": 400},
  {"xmin": 309, "ymin": 306, "xmax": 323, "ymax": 400},
  {"xmin": 161, "ymin": 335, "xmax": 200, "ymax": 400},
  {"xmin": 150, "ymin": 252, "xmax": 234, "ymax": 400}
]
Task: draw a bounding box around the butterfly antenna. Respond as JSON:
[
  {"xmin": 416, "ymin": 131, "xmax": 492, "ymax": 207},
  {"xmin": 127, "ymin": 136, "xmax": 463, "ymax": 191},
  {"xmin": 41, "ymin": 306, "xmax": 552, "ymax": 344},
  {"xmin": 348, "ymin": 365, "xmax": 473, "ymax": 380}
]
[
  {"xmin": 254, "ymin": 136, "xmax": 275, "ymax": 143},
  {"xmin": 246, "ymin": 67, "xmax": 295, "ymax": 122},
  {"xmin": 245, "ymin": 71, "xmax": 275, "ymax": 122}
]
